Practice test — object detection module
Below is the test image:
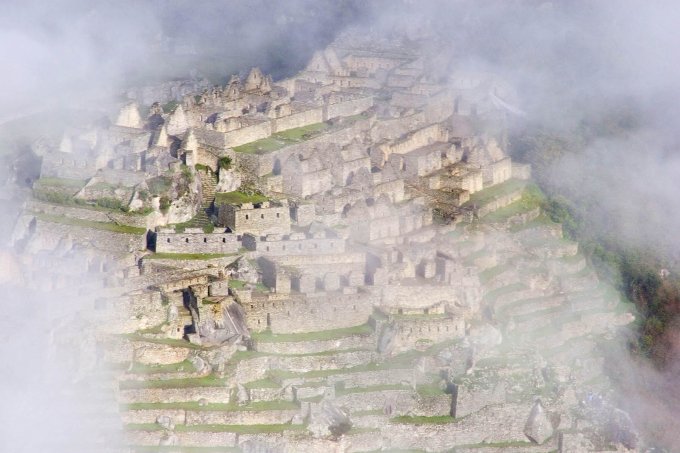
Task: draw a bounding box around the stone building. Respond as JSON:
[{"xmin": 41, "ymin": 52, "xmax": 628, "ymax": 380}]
[
  {"xmin": 216, "ymin": 201, "xmax": 291, "ymax": 235},
  {"xmin": 154, "ymin": 228, "xmax": 241, "ymax": 254}
]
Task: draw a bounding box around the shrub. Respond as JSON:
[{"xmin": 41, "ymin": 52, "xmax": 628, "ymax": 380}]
[
  {"xmin": 159, "ymin": 196, "xmax": 171, "ymax": 214},
  {"xmin": 96, "ymin": 197, "xmax": 124, "ymax": 211},
  {"xmin": 219, "ymin": 156, "xmax": 232, "ymax": 170}
]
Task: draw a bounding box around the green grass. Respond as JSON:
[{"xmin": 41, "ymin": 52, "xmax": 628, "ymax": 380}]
[
  {"xmin": 415, "ymin": 382, "xmax": 446, "ymax": 397},
  {"xmin": 123, "ymin": 400, "xmax": 298, "ymax": 412},
  {"xmin": 482, "ymin": 183, "xmax": 544, "ymax": 223},
  {"xmin": 34, "ymin": 177, "xmax": 87, "ymax": 189},
  {"xmin": 135, "ymin": 323, "xmax": 169, "ymax": 335},
  {"xmin": 127, "ymin": 360, "xmax": 194, "ymax": 374},
  {"xmin": 251, "ymin": 324, "xmax": 373, "ymax": 343},
  {"xmin": 232, "ymin": 122, "xmax": 330, "ymax": 154},
  {"xmin": 391, "ymin": 415, "xmax": 457, "ymax": 424},
  {"xmin": 275, "ymin": 122, "xmax": 329, "ymax": 140},
  {"xmin": 214, "ymin": 190, "xmax": 269, "ymax": 205},
  {"xmin": 509, "ymin": 213, "xmax": 558, "ymax": 233},
  {"xmin": 119, "ymin": 374, "xmax": 229, "ymax": 390},
  {"xmin": 244, "ymin": 378, "xmax": 281, "ymax": 389},
  {"xmin": 145, "ymin": 253, "xmax": 233, "ymax": 260},
  {"xmin": 125, "ymin": 423, "xmax": 306, "ymax": 435},
  {"xmin": 33, "ymin": 212, "xmax": 146, "ymax": 235},
  {"xmin": 228, "ymin": 279, "xmax": 246, "ymax": 289},
  {"xmin": 466, "ymin": 178, "xmax": 528, "ymax": 206}
]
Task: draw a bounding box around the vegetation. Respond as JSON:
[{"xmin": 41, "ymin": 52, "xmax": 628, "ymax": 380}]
[
  {"xmin": 215, "ymin": 190, "xmax": 268, "ymax": 205},
  {"xmin": 391, "ymin": 415, "xmax": 457, "ymax": 424},
  {"xmin": 511, "ymin": 108, "xmax": 680, "ymax": 366},
  {"xmin": 162, "ymin": 100, "xmax": 179, "ymax": 114},
  {"xmin": 335, "ymin": 383, "xmax": 410, "ymax": 396},
  {"xmin": 159, "ymin": 196, "xmax": 171, "ymax": 214},
  {"xmin": 127, "ymin": 360, "xmax": 194, "ymax": 374},
  {"xmin": 251, "ymin": 323, "xmax": 373, "ymax": 343},
  {"xmin": 481, "ymin": 183, "xmax": 544, "ymax": 223},
  {"xmin": 465, "ymin": 178, "xmax": 527, "ymax": 207},
  {"xmin": 33, "ymin": 212, "xmax": 146, "ymax": 235},
  {"xmin": 233, "ymin": 122, "xmax": 330, "ymax": 154},
  {"xmin": 119, "ymin": 374, "xmax": 228, "ymax": 390},
  {"xmin": 218, "ymin": 156, "xmax": 232, "ymax": 170}
]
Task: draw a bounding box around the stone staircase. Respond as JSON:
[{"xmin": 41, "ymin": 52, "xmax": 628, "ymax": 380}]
[{"xmin": 186, "ymin": 170, "xmax": 217, "ymax": 230}]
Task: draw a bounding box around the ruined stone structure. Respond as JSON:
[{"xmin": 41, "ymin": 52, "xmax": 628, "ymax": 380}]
[{"xmin": 17, "ymin": 25, "xmax": 640, "ymax": 453}]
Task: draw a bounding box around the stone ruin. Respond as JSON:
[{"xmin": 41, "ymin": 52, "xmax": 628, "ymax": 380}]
[{"xmin": 13, "ymin": 24, "xmax": 642, "ymax": 453}]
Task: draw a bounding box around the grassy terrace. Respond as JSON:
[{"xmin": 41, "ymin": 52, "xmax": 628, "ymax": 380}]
[
  {"xmin": 145, "ymin": 253, "xmax": 234, "ymax": 260},
  {"xmin": 232, "ymin": 122, "xmax": 330, "ymax": 154},
  {"xmin": 336, "ymin": 383, "xmax": 410, "ymax": 397},
  {"xmin": 127, "ymin": 360, "xmax": 194, "ymax": 374},
  {"xmin": 251, "ymin": 324, "xmax": 373, "ymax": 343},
  {"xmin": 391, "ymin": 415, "xmax": 457, "ymax": 425},
  {"xmin": 478, "ymin": 263, "xmax": 513, "ymax": 284},
  {"xmin": 482, "ymin": 184, "xmax": 544, "ymax": 223},
  {"xmin": 466, "ymin": 178, "xmax": 528, "ymax": 207},
  {"xmin": 244, "ymin": 378, "xmax": 281, "ymax": 389},
  {"xmin": 33, "ymin": 212, "xmax": 146, "ymax": 235},
  {"xmin": 123, "ymin": 334, "xmax": 205, "ymax": 350},
  {"xmin": 34, "ymin": 177, "xmax": 87, "ymax": 189},
  {"xmin": 124, "ymin": 423, "xmax": 306, "ymax": 434},
  {"xmin": 119, "ymin": 374, "xmax": 229, "ymax": 390},
  {"xmin": 228, "ymin": 279, "xmax": 269, "ymax": 292},
  {"xmin": 123, "ymin": 400, "xmax": 298, "ymax": 412},
  {"xmin": 214, "ymin": 190, "xmax": 268, "ymax": 205}
]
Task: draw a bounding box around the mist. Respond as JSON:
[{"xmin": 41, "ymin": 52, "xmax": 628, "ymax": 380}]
[{"xmin": 3, "ymin": 0, "xmax": 680, "ymax": 451}]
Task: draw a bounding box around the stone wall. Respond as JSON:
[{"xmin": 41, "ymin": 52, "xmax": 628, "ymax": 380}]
[
  {"xmin": 334, "ymin": 389, "xmax": 415, "ymax": 413},
  {"xmin": 41, "ymin": 151, "xmax": 98, "ymax": 180},
  {"xmin": 224, "ymin": 120, "xmax": 272, "ymax": 148},
  {"xmin": 241, "ymin": 292, "xmax": 377, "ymax": 334},
  {"xmin": 512, "ymin": 162, "xmax": 532, "ymax": 180},
  {"xmin": 119, "ymin": 385, "xmax": 232, "ymax": 404},
  {"xmin": 489, "ymin": 157, "xmax": 513, "ymax": 186},
  {"xmin": 272, "ymin": 107, "xmax": 324, "ymax": 133},
  {"xmin": 371, "ymin": 111, "xmax": 426, "ymax": 141},
  {"xmin": 185, "ymin": 408, "xmax": 299, "ymax": 425},
  {"xmin": 155, "ymin": 231, "xmax": 241, "ymax": 254},
  {"xmin": 391, "ymin": 315, "xmax": 466, "ymax": 351},
  {"xmin": 381, "ymin": 402, "xmax": 533, "ymax": 451},
  {"xmin": 476, "ymin": 189, "xmax": 523, "ymax": 218},
  {"xmin": 325, "ymin": 95, "xmax": 374, "ymax": 120},
  {"xmin": 130, "ymin": 341, "xmax": 192, "ymax": 365},
  {"xmin": 244, "ymin": 235, "xmax": 346, "ymax": 256}
]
